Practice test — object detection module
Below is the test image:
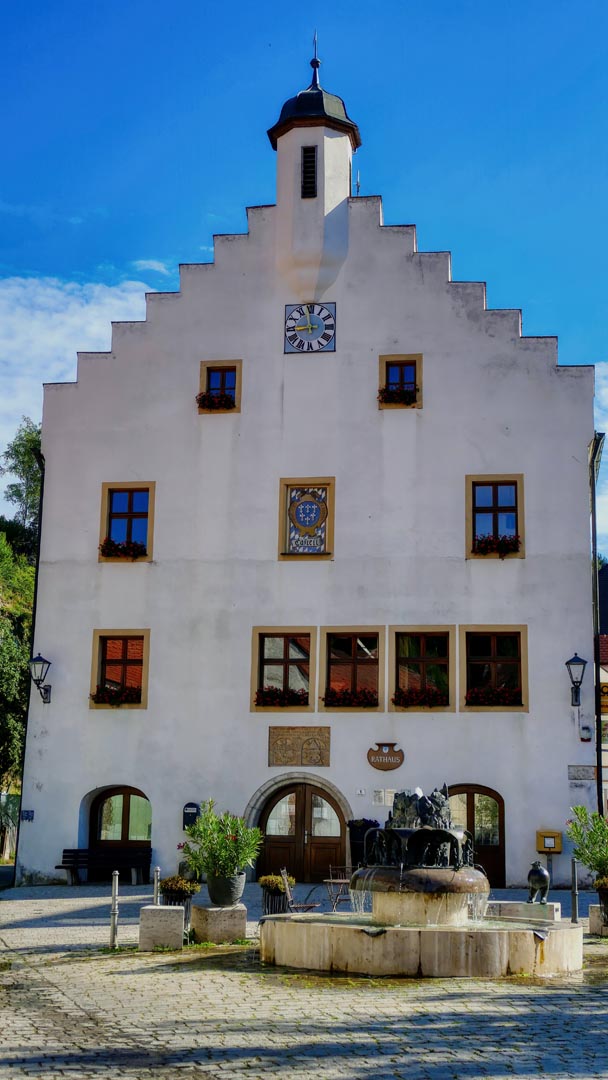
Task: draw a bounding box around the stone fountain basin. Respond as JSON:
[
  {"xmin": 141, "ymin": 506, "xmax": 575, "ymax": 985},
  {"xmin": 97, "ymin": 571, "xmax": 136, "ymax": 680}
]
[{"xmin": 259, "ymin": 913, "xmax": 583, "ymax": 978}]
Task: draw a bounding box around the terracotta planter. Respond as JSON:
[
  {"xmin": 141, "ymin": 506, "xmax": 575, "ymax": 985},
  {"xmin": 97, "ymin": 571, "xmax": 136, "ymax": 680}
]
[{"xmin": 206, "ymin": 872, "xmax": 246, "ymax": 907}]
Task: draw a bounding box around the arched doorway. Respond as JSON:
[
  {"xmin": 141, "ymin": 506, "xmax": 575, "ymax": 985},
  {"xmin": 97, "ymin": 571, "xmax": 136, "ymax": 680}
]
[
  {"xmin": 449, "ymin": 784, "xmax": 505, "ymax": 887},
  {"xmin": 88, "ymin": 786, "xmax": 151, "ymax": 881},
  {"xmin": 257, "ymin": 782, "xmax": 346, "ymax": 882}
]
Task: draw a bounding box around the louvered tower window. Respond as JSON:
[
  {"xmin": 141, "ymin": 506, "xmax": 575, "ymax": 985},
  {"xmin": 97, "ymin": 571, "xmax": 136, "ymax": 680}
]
[{"xmin": 301, "ymin": 146, "xmax": 317, "ymax": 198}]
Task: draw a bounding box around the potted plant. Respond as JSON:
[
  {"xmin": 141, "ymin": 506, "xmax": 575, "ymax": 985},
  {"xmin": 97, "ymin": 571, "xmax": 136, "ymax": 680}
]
[
  {"xmin": 347, "ymin": 818, "xmax": 380, "ymax": 866},
  {"xmin": 196, "ymin": 390, "xmax": 236, "ymax": 410},
  {"xmin": 465, "ymin": 686, "xmax": 522, "ymax": 707},
  {"xmin": 179, "ymin": 799, "xmax": 263, "ymax": 907},
  {"xmin": 258, "ymin": 872, "xmax": 295, "ymax": 914},
  {"xmin": 99, "ymin": 537, "xmax": 148, "ymax": 559},
  {"xmin": 378, "ymin": 385, "xmax": 418, "ymax": 406},
  {"xmin": 90, "ymin": 684, "xmax": 142, "ymax": 706},
  {"xmin": 473, "ymin": 534, "xmax": 521, "ymax": 558},
  {"xmin": 392, "ymin": 687, "xmax": 449, "ymax": 709},
  {"xmin": 254, "ymin": 687, "xmax": 309, "ymax": 707},
  {"xmin": 323, "ymin": 688, "xmax": 378, "ymax": 708},
  {"xmin": 566, "ymin": 806, "xmax": 608, "ymax": 925},
  {"xmin": 158, "ymin": 874, "xmax": 200, "ymax": 931}
]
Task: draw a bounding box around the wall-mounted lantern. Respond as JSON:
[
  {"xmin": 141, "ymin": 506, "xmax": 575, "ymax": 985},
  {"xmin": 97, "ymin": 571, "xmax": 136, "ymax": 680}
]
[
  {"xmin": 29, "ymin": 654, "xmax": 52, "ymax": 703},
  {"xmin": 565, "ymin": 653, "xmax": 587, "ymax": 707}
]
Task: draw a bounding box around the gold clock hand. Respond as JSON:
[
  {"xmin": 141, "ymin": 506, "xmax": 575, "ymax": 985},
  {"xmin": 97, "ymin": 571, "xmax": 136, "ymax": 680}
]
[{"xmin": 303, "ymin": 305, "xmax": 313, "ymax": 333}]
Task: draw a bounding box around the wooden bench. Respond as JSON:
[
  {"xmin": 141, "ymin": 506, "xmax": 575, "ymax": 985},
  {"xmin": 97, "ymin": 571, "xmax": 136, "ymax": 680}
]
[{"xmin": 55, "ymin": 847, "xmax": 151, "ymax": 885}]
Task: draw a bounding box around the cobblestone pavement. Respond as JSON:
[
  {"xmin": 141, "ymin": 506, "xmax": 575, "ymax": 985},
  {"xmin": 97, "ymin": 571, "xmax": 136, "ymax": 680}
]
[{"xmin": 1, "ymin": 884, "xmax": 608, "ymax": 1079}]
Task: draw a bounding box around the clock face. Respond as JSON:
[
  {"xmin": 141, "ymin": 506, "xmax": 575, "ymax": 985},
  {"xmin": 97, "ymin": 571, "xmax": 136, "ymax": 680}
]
[{"xmin": 285, "ymin": 303, "xmax": 336, "ymax": 353}]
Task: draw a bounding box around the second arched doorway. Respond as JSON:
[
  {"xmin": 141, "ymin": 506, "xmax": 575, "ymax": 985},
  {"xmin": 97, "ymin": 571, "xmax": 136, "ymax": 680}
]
[
  {"xmin": 88, "ymin": 786, "xmax": 152, "ymax": 882},
  {"xmin": 257, "ymin": 782, "xmax": 346, "ymax": 882},
  {"xmin": 449, "ymin": 784, "xmax": 505, "ymax": 887}
]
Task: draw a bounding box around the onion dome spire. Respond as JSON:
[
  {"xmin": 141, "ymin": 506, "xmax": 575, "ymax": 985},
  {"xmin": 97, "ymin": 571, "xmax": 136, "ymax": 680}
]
[{"xmin": 267, "ymin": 40, "xmax": 361, "ymax": 151}]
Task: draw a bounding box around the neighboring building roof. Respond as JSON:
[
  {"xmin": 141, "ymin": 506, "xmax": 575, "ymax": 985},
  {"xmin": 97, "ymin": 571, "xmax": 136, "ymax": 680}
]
[
  {"xmin": 267, "ymin": 54, "xmax": 361, "ymax": 151},
  {"xmin": 600, "ymin": 636, "xmax": 608, "ymax": 666}
]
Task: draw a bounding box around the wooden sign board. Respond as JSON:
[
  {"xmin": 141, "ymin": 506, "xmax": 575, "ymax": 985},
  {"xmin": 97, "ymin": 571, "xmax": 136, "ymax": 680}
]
[{"xmin": 367, "ymin": 742, "xmax": 404, "ymax": 771}]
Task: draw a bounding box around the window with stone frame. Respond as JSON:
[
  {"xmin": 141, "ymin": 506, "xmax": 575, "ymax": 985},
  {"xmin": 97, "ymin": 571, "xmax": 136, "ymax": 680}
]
[
  {"xmin": 378, "ymin": 354, "xmax": 422, "ymax": 408},
  {"xmin": 465, "ymin": 631, "xmax": 522, "ymax": 707},
  {"xmin": 393, "ymin": 632, "xmax": 450, "ymax": 708},
  {"xmin": 197, "ymin": 360, "xmax": 242, "ymax": 413},
  {"xmin": 255, "ymin": 633, "xmax": 311, "ymax": 707},
  {"xmin": 99, "ymin": 483, "xmax": 155, "ymax": 561},
  {"xmin": 466, "ymin": 474, "xmax": 524, "ymax": 559},
  {"xmin": 324, "ymin": 632, "xmax": 379, "ymax": 708},
  {"xmin": 90, "ymin": 631, "xmax": 149, "ymax": 708}
]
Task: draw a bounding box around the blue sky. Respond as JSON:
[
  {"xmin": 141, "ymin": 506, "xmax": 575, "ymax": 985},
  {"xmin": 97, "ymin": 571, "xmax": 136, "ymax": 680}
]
[{"xmin": 1, "ymin": 0, "xmax": 608, "ymax": 536}]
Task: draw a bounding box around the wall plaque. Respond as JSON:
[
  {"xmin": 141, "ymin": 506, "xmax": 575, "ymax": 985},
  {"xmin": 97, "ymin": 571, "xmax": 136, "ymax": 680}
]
[
  {"xmin": 269, "ymin": 726, "xmax": 330, "ymax": 767},
  {"xmin": 367, "ymin": 742, "xmax": 404, "ymax": 771},
  {"xmin": 568, "ymin": 765, "xmax": 597, "ymax": 780},
  {"xmin": 601, "ymin": 684, "xmax": 608, "ymax": 714}
]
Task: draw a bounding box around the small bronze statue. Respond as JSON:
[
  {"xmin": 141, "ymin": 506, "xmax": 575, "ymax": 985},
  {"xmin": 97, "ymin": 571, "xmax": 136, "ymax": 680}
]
[{"xmin": 527, "ymin": 860, "xmax": 550, "ymax": 904}]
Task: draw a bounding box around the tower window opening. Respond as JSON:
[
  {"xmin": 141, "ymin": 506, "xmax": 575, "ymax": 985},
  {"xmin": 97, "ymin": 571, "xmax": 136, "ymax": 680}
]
[{"xmin": 301, "ymin": 146, "xmax": 317, "ymax": 199}]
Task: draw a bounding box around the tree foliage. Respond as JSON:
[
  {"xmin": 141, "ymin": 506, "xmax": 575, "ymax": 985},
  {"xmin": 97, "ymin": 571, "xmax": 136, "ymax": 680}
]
[
  {"xmin": 0, "ymin": 516, "xmax": 37, "ymax": 564},
  {"xmin": 0, "ymin": 530, "xmax": 34, "ymax": 788},
  {"xmin": 0, "ymin": 417, "xmax": 41, "ymax": 530}
]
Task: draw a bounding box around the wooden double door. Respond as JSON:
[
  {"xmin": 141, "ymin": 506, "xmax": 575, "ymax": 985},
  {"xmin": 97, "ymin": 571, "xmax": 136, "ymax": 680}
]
[
  {"xmin": 449, "ymin": 784, "xmax": 505, "ymax": 888},
  {"xmin": 258, "ymin": 783, "xmax": 346, "ymax": 883}
]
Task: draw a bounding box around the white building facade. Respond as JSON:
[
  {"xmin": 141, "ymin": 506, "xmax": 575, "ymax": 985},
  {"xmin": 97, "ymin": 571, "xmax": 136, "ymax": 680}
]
[{"xmin": 17, "ymin": 57, "xmax": 597, "ymax": 887}]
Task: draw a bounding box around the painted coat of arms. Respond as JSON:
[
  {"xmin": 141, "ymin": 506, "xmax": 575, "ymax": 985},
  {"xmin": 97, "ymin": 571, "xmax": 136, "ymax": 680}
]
[{"xmin": 287, "ymin": 487, "xmax": 328, "ymax": 555}]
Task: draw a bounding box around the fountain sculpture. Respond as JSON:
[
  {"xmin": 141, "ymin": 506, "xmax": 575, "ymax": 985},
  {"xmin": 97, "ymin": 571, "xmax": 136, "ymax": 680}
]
[
  {"xmin": 350, "ymin": 784, "xmax": 489, "ymax": 927},
  {"xmin": 259, "ymin": 784, "xmax": 583, "ymax": 978}
]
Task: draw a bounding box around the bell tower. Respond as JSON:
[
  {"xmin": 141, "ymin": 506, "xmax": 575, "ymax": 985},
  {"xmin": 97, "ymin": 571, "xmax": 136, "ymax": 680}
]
[{"xmin": 268, "ymin": 46, "xmax": 361, "ymax": 298}]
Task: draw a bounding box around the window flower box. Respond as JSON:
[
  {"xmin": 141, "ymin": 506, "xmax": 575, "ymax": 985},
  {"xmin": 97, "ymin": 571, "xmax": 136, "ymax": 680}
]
[
  {"xmin": 254, "ymin": 687, "xmax": 309, "ymax": 707},
  {"xmin": 323, "ymin": 687, "xmax": 379, "ymax": 708},
  {"xmin": 377, "ymin": 385, "xmax": 418, "ymax": 406},
  {"xmin": 392, "ymin": 686, "xmax": 449, "ymax": 709},
  {"xmin": 473, "ymin": 534, "xmax": 521, "ymax": 558},
  {"xmin": 196, "ymin": 390, "xmax": 236, "ymax": 410},
  {"xmin": 90, "ymin": 685, "xmax": 142, "ymax": 707},
  {"xmin": 99, "ymin": 537, "xmax": 148, "ymax": 560},
  {"xmin": 465, "ymin": 686, "xmax": 522, "ymax": 707}
]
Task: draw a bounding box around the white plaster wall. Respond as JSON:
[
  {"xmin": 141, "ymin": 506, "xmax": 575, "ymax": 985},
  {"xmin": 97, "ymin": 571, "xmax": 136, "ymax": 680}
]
[{"xmin": 17, "ymin": 151, "xmax": 596, "ymax": 887}]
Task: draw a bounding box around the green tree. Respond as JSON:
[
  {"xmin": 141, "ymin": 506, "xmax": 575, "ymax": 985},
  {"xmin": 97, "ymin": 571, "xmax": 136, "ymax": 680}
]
[
  {"xmin": 0, "ymin": 417, "xmax": 41, "ymax": 530},
  {"xmin": 0, "ymin": 516, "xmax": 37, "ymax": 563},
  {"xmin": 0, "ymin": 531, "xmax": 34, "ymax": 788}
]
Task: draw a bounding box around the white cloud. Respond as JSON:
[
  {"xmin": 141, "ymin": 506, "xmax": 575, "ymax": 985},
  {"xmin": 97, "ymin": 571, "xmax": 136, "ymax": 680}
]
[
  {"xmin": 0, "ymin": 275, "xmax": 149, "ymax": 514},
  {"xmin": 131, "ymin": 259, "xmax": 172, "ymax": 276}
]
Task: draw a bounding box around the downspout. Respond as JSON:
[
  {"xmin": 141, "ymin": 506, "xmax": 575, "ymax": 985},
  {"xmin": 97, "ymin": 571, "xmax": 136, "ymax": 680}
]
[
  {"xmin": 12, "ymin": 447, "xmax": 45, "ymax": 886},
  {"xmin": 589, "ymin": 432, "xmax": 605, "ymax": 814}
]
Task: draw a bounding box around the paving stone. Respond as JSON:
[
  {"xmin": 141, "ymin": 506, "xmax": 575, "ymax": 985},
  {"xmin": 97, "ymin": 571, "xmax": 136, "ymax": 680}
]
[{"xmin": 1, "ymin": 884, "xmax": 607, "ymax": 1079}]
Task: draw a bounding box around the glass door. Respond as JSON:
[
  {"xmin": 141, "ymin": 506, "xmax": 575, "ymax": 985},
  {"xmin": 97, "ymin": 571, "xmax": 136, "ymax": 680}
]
[
  {"xmin": 449, "ymin": 785, "xmax": 505, "ymax": 887},
  {"xmin": 258, "ymin": 784, "xmax": 345, "ymax": 882}
]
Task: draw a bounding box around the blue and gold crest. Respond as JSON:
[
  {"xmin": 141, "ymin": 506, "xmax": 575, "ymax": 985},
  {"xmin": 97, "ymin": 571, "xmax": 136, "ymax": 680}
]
[{"xmin": 287, "ymin": 487, "xmax": 328, "ymax": 554}]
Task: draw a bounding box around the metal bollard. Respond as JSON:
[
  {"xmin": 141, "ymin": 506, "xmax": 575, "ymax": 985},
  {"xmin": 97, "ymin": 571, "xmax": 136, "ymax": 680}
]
[
  {"xmin": 109, "ymin": 869, "xmax": 119, "ymax": 947},
  {"xmin": 571, "ymin": 857, "xmax": 579, "ymax": 924},
  {"xmin": 153, "ymin": 866, "xmax": 161, "ymax": 906}
]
